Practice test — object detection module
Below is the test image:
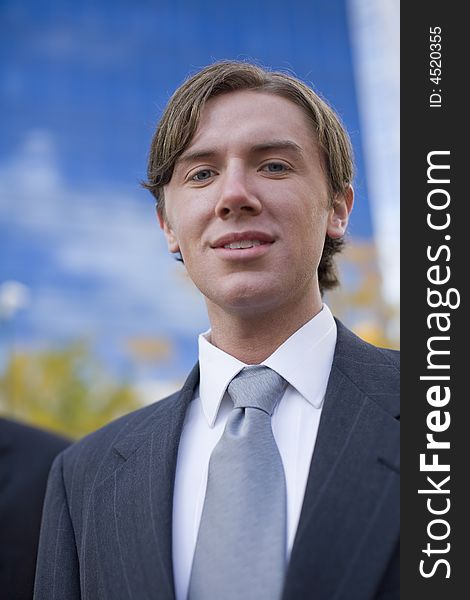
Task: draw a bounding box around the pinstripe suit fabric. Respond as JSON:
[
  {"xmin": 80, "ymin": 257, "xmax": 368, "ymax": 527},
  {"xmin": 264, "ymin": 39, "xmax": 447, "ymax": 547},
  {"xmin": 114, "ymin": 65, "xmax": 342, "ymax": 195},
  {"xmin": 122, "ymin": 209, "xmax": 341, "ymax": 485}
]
[{"xmin": 34, "ymin": 321, "xmax": 400, "ymax": 600}]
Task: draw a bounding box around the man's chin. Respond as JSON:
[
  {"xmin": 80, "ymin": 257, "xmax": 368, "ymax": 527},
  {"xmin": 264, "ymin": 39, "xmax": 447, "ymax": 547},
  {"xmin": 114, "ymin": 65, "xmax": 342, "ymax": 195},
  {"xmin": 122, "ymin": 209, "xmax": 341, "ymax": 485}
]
[{"xmin": 204, "ymin": 285, "xmax": 285, "ymax": 317}]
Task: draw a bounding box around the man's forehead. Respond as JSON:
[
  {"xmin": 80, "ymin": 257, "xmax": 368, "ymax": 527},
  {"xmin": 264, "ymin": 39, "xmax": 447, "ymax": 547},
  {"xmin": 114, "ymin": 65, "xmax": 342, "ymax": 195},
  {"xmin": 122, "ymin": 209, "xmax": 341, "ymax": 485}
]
[{"xmin": 199, "ymin": 89, "xmax": 309, "ymax": 127}]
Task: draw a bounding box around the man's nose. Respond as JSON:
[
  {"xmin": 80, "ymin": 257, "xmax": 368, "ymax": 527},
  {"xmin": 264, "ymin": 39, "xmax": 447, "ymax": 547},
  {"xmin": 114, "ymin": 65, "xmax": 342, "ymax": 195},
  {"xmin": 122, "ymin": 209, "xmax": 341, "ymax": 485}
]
[{"xmin": 214, "ymin": 167, "xmax": 262, "ymax": 218}]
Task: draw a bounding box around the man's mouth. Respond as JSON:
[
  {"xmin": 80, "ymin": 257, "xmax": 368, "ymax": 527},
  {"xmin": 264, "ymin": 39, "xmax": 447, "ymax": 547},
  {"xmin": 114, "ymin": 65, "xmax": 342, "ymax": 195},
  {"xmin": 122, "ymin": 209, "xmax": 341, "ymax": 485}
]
[
  {"xmin": 223, "ymin": 240, "xmax": 266, "ymax": 249},
  {"xmin": 211, "ymin": 231, "xmax": 275, "ymax": 250}
]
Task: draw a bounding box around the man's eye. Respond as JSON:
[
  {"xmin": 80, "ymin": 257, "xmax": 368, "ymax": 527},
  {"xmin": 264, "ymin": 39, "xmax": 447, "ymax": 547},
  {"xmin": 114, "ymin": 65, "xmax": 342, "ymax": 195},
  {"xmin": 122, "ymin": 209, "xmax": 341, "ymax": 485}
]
[
  {"xmin": 191, "ymin": 169, "xmax": 214, "ymax": 181},
  {"xmin": 262, "ymin": 162, "xmax": 289, "ymax": 173}
]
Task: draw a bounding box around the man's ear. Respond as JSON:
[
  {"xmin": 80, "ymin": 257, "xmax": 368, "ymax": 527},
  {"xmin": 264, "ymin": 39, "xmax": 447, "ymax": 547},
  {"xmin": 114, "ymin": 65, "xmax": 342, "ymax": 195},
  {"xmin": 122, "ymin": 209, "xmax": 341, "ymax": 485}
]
[
  {"xmin": 157, "ymin": 208, "xmax": 180, "ymax": 254},
  {"xmin": 326, "ymin": 185, "xmax": 354, "ymax": 239}
]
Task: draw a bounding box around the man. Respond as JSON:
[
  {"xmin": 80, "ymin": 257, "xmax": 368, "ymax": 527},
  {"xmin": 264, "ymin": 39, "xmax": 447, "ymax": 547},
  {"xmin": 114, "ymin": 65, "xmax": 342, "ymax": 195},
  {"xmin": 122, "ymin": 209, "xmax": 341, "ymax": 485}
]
[
  {"xmin": 0, "ymin": 417, "xmax": 69, "ymax": 599},
  {"xmin": 34, "ymin": 62, "xmax": 399, "ymax": 600}
]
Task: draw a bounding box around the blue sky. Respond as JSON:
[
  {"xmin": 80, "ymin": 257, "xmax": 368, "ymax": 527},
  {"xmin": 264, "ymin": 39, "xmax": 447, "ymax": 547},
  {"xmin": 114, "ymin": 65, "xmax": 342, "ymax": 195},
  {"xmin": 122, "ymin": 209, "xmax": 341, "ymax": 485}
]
[{"xmin": 0, "ymin": 0, "xmax": 379, "ymax": 385}]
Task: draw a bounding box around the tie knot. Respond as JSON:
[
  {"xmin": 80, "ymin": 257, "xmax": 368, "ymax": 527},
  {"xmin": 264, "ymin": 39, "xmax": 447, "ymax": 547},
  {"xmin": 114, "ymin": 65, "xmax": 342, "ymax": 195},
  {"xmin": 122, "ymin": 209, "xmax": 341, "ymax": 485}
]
[{"xmin": 227, "ymin": 365, "xmax": 287, "ymax": 415}]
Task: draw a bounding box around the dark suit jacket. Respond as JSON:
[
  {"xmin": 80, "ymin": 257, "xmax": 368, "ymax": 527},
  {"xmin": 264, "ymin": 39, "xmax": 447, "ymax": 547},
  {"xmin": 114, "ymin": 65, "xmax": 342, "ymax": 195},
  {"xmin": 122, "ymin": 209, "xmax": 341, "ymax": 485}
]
[
  {"xmin": 34, "ymin": 322, "xmax": 400, "ymax": 600},
  {"xmin": 0, "ymin": 418, "xmax": 70, "ymax": 600}
]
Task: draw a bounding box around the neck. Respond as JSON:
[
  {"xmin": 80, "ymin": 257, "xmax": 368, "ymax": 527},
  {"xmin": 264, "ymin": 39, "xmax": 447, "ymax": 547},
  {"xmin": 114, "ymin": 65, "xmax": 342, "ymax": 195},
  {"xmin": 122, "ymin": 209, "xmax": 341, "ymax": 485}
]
[{"xmin": 206, "ymin": 292, "xmax": 323, "ymax": 364}]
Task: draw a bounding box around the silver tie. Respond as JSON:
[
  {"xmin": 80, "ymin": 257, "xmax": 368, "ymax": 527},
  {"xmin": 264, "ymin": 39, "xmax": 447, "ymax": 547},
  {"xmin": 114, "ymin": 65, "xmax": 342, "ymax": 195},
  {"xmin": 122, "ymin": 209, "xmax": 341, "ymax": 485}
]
[{"xmin": 188, "ymin": 365, "xmax": 288, "ymax": 600}]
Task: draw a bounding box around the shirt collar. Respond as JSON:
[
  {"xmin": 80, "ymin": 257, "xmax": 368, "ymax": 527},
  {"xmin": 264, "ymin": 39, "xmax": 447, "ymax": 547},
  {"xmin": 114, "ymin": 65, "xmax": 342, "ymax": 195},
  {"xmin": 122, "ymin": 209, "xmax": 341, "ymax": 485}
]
[{"xmin": 198, "ymin": 304, "xmax": 337, "ymax": 427}]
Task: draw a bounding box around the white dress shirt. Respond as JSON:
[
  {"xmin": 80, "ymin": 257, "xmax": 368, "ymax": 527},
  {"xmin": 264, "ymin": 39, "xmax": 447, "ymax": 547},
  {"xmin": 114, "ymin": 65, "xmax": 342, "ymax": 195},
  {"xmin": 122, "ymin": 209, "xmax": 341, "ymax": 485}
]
[{"xmin": 172, "ymin": 305, "xmax": 337, "ymax": 600}]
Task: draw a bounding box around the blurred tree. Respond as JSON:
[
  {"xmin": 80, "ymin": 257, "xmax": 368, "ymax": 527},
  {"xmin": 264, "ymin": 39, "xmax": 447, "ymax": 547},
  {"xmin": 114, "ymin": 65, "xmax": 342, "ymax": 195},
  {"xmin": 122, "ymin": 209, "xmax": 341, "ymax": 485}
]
[
  {"xmin": 0, "ymin": 343, "xmax": 140, "ymax": 439},
  {"xmin": 328, "ymin": 241, "xmax": 400, "ymax": 349}
]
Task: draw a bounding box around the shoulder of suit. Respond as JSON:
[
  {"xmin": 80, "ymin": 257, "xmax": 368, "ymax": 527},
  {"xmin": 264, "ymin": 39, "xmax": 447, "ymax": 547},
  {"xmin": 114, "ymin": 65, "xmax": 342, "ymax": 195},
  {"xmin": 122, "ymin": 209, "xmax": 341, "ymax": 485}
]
[
  {"xmin": 334, "ymin": 319, "xmax": 399, "ymax": 370},
  {"xmin": 332, "ymin": 320, "xmax": 400, "ymax": 416},
  {"xmin": 50, "ymin": 366, "xmax": 200, "ymax": 494},
  {"xmin": 59, "ymin": 362, "xmax": 199, "ymax": 460},
  {"xmin": 57, "ymin": 385, "xmax": 183, "ymax": 472}
]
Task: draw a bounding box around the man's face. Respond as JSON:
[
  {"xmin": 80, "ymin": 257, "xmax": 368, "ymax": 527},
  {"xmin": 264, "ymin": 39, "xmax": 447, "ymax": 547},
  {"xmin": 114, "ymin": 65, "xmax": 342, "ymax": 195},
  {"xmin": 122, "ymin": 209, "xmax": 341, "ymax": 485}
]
[{"xmin": 160, "ymin": 90, "xmax": 352, "ymax": 317}]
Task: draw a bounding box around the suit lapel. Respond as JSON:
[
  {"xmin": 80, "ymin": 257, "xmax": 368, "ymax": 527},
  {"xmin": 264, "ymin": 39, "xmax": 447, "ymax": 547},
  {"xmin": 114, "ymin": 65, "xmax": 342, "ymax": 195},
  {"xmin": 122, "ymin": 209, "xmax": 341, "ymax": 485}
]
[
  {"xmin": 282, "ymin": 324, "xmax": 400, "ymax": 600},
  {"xmin": 91, "ymin": 366, "xmax": 199, "ymax": 600}
]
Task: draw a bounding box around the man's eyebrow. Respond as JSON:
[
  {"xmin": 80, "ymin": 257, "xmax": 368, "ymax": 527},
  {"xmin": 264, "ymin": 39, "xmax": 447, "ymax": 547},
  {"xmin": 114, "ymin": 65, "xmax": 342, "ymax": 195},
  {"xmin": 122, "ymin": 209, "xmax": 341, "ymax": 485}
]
[
  {"xmin": 177, "ymin": 140, "xmax": 305, "ymax": 168},
  {"xmin": 177, "ymin": 149, "xmax": 219, "ymax": 168},
  {"xmin": 250, "ymin": 140, "xmax": 304, "ymax": 155}
]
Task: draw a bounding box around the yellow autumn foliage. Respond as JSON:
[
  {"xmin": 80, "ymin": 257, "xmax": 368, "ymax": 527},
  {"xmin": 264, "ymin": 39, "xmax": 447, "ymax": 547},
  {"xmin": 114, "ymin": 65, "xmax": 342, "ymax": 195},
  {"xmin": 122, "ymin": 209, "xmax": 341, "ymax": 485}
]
[{"xmin": 0, "ymin": 343, "xmax": 140, "ymax": 439}]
